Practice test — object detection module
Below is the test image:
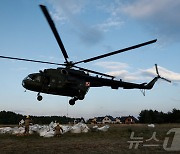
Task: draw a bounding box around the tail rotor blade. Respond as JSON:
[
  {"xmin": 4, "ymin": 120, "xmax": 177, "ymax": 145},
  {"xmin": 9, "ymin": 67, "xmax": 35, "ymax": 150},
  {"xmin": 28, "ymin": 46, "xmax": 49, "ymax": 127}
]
[
  {"xmin": 155, "ymin": 64, "xmax": 159, "ymax": 76},
  {"xmin": 161, "ymin": 77, "xmax": 171, "ymax": 83},
  {"xmin": 155, "ymin": 64, "xmax": 171, "ymax": 83}
]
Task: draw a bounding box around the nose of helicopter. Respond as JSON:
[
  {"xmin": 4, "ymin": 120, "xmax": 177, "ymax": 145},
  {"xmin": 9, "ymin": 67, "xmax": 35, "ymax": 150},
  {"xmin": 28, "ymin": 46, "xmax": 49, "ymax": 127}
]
[
  {"xmin": 22, "ymin": 75, "xmax": 31, "ymax": 89},
  {"xmin": 22, "ymin": 78, "xmax": 27, "ymax": 88},
  {"xmin": 22, "ymin": 73, "xmax": 40, "ymax": 90}
]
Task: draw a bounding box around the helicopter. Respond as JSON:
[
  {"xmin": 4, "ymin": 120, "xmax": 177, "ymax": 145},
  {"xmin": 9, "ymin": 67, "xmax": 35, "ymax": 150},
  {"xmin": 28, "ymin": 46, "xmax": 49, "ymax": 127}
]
[{"xmin": 0, "ymin": 5, "xmax": 171, "ymax": 105}]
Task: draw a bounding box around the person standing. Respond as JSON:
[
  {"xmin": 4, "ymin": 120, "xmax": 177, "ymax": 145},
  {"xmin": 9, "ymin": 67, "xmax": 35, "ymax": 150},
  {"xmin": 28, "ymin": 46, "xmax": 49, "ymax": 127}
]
[
  {"xmin": 54, "ymin": 123, "xmax": 63, "ymax": 137},
  {"xmin": 24, "ymin": 115, "xmax": 32, "ymax": 135}
]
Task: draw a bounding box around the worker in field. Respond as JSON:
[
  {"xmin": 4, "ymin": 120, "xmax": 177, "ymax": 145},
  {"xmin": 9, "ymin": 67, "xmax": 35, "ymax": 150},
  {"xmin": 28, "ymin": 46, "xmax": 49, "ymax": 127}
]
[
  {"xmin": 54, "ymin": 123, "xmax": 63, "ymax": 137},
  {"xmin": 24, "ymin": 115, "xmax": 32, "ymax": 135}
]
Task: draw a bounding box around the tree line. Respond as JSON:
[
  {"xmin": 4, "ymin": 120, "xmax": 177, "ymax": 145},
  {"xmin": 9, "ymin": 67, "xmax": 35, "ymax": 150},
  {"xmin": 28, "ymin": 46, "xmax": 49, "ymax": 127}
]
[
  {"xmin": 0, "ymin": 108, "xmax": 180, "ymax": 124},
  {"xmin": 138, "ymin": 108, "xmax": 180, "ymax": 123},
  {"xmin": 0, "ymin": 111, "xmax": 75, "ymax": 124}
]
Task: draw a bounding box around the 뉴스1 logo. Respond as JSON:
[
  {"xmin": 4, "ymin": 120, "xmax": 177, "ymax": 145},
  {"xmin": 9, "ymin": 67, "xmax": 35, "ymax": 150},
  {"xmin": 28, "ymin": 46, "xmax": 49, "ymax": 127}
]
[{"xmin": 128, "ymin": 128, "xmax": 180, "ymax": 151}]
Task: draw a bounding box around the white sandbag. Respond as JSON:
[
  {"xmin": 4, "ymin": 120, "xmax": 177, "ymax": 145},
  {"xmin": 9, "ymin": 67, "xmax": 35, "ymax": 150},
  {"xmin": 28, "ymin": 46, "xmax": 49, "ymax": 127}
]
[
  {"xmin": 19, "ymin": 119, "xmax": 24, "ymax": 125},
  {"xmin": 49, "ymin": 121, "xmax": 54, "ymax": 128},
  {"xmin": 97, "ymin": 125, "xmax": 110, "ymax": 132},
  {"xmin": 70, "ymin": 123, "xmax": 89, "ymax": 133},
  {"xmin": 12, "ymin": 127, "xmax": 21, "ymax": 135},
  {"xmin": 38, "ymin": 124, "xmax": 55, "ymax": 137},
  {"xmin": 43, "ymin": 130, "xmax": 55, "ymax": 138},
  {"xmin": 0, "ymin": 127, "xmax": 13, "ymax": 134},
  {"xmin": 19, "ymin": 127, "xmax": 25, "ymax": 134},
  {"xmin": 148, "ymin": 124, "xmax": 155, "ymax": 128},
  {"xmin": 0, "ymin": 128, "xmax": 5, "ymax": 134},
  {"xmin": 91, "ymin": 125, "xmax": 99, "ymax": 132},
  {"xmin": 30, "ymin": 124, "xmax": 42, "ymax": 133},
  {"xmin": 39, "ymin": 130, "xmax": 47, "ymax": 137},
  {"xmin": 70, "ymin": 126, "xmax": 81, "ymax": 133},
  {"xmin": 92, "ymin": 126, "xmax": 98, "ymax": 129},
  {"xmin": 81, "ymin": 124, "xmax": 89, "ymax": 133},
  {"xmin": 61, "ymin": 125, "xmax": 72, "ymax": 134},
  {"xmin": 39, "ymin": 128, "xmax": 51, "ymax": 136}
]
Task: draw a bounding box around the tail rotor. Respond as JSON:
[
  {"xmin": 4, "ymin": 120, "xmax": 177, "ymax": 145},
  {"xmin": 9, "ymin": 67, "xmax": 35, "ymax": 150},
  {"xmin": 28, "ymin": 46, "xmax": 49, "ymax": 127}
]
[{"xmin": 155, "ymin": 64, "xmax": 171, "ymax": 83}]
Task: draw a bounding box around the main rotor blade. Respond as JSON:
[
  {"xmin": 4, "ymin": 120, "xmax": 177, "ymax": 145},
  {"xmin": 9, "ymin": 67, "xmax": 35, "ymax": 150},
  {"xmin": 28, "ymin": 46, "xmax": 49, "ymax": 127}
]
[
  {"xmin": 74, "ymin": 39, "xmax": 157, "ymax": 65},
  {"xmin": 40, "ymin": 5, "xmax": 69, "ymax": 63},
  {"xmin": 0, "ymin": 55, "xmax": 65, "ymax": 66},
  {"xmin": 74, "ymin": 65, "xmax": 114, "ymax": 78}
]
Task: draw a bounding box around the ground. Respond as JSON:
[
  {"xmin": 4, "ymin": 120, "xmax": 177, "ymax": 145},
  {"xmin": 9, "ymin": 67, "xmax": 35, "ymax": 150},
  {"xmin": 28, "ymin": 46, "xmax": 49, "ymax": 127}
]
[{"xmin": 0, "ymin": 124, "xmax": 180, "ymax": 153}]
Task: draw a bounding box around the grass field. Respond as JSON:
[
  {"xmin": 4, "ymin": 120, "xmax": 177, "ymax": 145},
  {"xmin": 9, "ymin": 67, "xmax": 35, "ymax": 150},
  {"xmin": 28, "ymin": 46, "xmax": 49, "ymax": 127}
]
[{"xmin": 0, "ymin": 124, "xmax": 180, "ymax": 153}]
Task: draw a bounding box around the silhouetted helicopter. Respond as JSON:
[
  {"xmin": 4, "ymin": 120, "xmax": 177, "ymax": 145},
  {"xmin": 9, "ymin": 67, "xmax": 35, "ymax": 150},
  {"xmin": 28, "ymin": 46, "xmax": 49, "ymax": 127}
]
[{"xmin": 0, "ymin": 5, "xmax": 171, "ymax": 105}]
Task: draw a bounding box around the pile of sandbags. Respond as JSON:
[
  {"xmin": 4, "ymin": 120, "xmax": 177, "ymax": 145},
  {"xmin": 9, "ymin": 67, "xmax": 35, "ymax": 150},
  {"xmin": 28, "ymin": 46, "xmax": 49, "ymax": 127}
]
[{"xmin": 0, "ymin": 122, "xmax": 110, "ymax": 137}]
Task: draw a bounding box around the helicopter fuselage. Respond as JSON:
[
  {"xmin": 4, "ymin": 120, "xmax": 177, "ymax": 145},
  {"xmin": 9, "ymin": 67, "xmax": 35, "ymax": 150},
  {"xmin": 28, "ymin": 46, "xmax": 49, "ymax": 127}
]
[
  {"xmin": 22, "ymin": 67, "xmax": 160, "ymax": 104},
  {"xmin": 22, "ymin": 68, "xmax": 91, "ymax": 100}
]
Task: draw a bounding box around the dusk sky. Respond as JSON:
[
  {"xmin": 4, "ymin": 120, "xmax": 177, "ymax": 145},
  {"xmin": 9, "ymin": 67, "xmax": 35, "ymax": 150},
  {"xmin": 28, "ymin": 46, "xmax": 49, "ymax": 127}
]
[{"xmin": 0, "ymin": 0, "xmax": 180, "ymax": 119}]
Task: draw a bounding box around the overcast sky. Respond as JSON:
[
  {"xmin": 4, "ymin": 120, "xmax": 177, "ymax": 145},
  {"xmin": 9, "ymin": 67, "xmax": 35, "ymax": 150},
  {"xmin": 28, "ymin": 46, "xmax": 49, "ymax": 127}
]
[{"xmin": 0, "ymin": 0, "xmax": 180, "ymax": 119}]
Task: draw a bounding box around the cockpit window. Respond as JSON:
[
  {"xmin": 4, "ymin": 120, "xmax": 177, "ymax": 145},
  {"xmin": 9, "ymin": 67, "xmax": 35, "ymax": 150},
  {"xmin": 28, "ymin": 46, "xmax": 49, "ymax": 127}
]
[
  {"xmin": 26, "ymin": 74, "xmax": 41, "ymax": 82},
  {"xmin": 26, "ymin": 76, "xmax": 32, "ymax": 80}
]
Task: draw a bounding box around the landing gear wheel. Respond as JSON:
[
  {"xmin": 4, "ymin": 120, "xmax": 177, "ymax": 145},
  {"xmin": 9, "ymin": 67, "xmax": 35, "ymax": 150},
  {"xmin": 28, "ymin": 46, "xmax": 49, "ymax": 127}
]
[
  {"xmin": 69, "ymin": 97, "xmax": 78, "ymax": 105},
  {"xmin": 69, "ymin": 99, "xmax": 75, "ymax": 105},
  {"xmin": 37, "ymin": 94, "xmax": 43, "ymax": 101}
]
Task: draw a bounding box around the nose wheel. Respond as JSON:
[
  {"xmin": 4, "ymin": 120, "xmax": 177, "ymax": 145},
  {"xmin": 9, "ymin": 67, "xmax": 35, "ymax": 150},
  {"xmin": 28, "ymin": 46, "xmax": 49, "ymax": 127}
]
[
  {"xmin": 69, "ymin": 97, "xmax": 78, "ymax": 105},
  {"xmin": 37, "ymin": 93, "xmax": 43, "ymax": 101}
]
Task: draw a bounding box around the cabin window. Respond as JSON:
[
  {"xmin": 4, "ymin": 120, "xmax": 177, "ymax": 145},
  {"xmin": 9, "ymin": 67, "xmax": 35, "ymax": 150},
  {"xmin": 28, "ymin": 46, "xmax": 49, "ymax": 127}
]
[{"xmin": 34, "ymin": 76, "xmax": 41, "ymax": 82}]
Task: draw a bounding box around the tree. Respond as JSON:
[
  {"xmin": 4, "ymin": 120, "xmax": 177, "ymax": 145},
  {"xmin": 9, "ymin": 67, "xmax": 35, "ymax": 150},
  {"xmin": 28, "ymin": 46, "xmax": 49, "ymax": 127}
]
[
  {"xmin": 0, "ymin": 110, "xmax": 24, "ymax": 124},
  {"xmin": 138, "ymin": 108, "xmax": 180, "ymax": 124}
]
